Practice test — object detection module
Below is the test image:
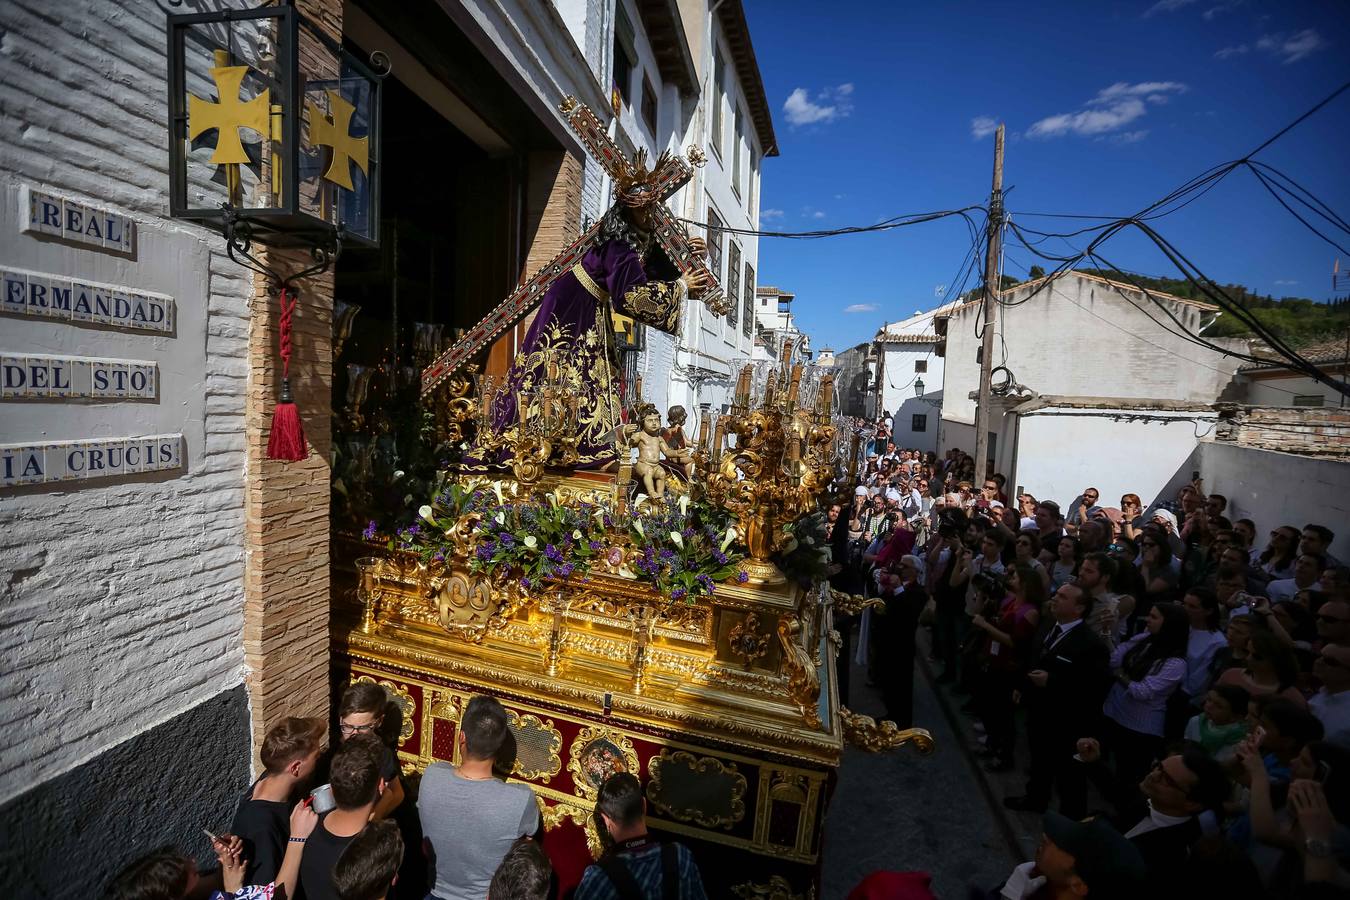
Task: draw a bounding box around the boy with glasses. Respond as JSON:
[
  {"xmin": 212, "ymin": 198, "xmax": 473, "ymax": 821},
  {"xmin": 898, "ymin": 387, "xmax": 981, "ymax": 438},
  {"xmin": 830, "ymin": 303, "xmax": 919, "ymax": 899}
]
[{"xmin": 338, "ymin": 682, "xmax": 406, "ymax": 820}]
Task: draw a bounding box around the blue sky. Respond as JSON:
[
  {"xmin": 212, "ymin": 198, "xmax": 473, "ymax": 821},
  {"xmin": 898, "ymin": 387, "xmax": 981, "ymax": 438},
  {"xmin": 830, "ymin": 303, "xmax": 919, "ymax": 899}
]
[{"xmin": 745, "ymin": 0, "xmax": 1350, "ymax": 353}]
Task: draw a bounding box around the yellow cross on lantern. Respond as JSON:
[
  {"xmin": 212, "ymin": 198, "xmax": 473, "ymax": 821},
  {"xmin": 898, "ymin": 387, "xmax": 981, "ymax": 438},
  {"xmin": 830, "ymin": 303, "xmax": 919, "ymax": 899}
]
[
  {"xmin": 306, "ymin": 89, "xmax": 369, "ymax": 190},
  {"xmin": 188, "ymin": 65, "xmax": 271, "ymax": 165}
]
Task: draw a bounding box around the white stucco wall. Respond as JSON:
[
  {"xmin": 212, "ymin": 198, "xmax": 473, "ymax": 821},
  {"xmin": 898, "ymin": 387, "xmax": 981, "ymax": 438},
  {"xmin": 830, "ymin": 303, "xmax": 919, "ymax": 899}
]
[
  {"xmin": 0, "ymin": 0, "xmax": 249, "ymax": 802},
  {"xmin": 880, "ymin": 342, "xmax": 942, "ymax": 422},
  {"xmin": 1012, "ymin": 410, "xmax": 1207, "ymax": 510},
  {"xmin": 941, "ymin": 275, "xmax": 1241, "ymax": 425},
  {"xmin": 1199, "ymin": 442, "xmax": 1350, "ymax": 563},
  {"xmin": 1238, "ymin": 372, "xmax": 1346, "ymax": 408}
]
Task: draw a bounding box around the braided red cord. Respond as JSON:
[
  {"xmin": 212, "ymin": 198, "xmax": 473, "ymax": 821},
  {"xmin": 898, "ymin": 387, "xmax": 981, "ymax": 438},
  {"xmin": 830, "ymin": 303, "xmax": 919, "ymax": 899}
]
[{"xmin": 278, "ymin": 286, "xmax": 296, "ymax": 379}]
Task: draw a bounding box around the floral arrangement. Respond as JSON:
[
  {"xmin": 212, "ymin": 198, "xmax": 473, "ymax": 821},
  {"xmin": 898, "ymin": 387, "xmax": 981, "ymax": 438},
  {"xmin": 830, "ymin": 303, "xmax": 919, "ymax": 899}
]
[
  {"xmin": 365, "ymin": 479, "xmax": 747, "ymax": 604},
  {"xmin": 622, "ymin": 493, "xmax": 748, "ymax": 602},
  {"xmin": 771, "ymin": 511, "xmax": 834, "ymax": 588}
]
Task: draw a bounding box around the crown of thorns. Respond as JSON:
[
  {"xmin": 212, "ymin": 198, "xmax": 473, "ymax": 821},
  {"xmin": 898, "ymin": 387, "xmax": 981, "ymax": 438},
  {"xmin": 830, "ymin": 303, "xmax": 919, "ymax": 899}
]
[{"xmin": 614, "ymin": 149, "xmax": 674, "ymax": 207}]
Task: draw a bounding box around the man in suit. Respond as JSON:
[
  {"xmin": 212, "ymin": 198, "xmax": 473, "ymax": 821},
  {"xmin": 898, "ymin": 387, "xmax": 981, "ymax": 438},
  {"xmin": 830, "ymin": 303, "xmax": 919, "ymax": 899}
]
[
  {"xmin": 1004, "ymin": 582, "xmax": 1110, "ymax": 818},
  {"xmin": 1072, "ymin": 738, "xmax": 1231, "ymax": 893}
]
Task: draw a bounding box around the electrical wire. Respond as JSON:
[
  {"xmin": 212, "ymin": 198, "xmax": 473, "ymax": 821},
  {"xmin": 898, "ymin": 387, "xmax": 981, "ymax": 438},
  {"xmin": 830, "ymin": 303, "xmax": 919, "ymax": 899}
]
[{"xmin": 680, "ymin": 206, "xmax": 986, "ymax": 240}]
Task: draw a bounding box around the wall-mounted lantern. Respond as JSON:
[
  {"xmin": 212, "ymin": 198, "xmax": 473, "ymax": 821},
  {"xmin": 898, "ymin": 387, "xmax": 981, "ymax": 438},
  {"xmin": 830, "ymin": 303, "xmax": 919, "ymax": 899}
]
[{"xmin": 167, "ymin": 3, "xmax": 384, "ymax": 262}]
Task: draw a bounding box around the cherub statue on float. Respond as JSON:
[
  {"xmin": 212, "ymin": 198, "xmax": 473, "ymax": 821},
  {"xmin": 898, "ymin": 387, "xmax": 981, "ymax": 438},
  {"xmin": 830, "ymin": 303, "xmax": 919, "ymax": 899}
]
[{"xmin": 624, "ymin": 403, "xmax": 692, "ymax": 499}]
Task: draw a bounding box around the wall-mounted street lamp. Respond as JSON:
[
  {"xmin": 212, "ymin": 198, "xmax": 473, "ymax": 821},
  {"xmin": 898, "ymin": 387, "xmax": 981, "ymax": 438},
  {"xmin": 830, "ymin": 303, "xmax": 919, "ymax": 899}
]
[{"xmin": 168, "ymin": 2, "xmax": 385, "ymax": 271}]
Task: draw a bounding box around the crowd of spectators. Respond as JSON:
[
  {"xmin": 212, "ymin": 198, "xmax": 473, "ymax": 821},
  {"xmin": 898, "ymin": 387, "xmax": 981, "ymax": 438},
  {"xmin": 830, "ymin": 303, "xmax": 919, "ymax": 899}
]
[
  {"xmin": 104, "ymin": 688, "xmax": 708, "ymax": 900},
  {"xmin": 828, "ymin": 429, "xmax": 1350, "ymax": 898}
]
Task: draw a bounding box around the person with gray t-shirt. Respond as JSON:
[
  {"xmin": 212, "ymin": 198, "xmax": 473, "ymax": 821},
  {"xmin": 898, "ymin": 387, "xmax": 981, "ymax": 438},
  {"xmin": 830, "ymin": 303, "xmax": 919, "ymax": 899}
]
[{"xmin": 418, "ymin": 696, "xmax": 540, "ymax": 900}]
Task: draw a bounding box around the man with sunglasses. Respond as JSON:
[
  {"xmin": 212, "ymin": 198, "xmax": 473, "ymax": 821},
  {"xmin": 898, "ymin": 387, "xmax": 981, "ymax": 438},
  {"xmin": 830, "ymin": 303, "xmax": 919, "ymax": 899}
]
[
  {"xmin": 1317, "ymin": 599, "xmax": 1350, "ymax": 648},
  {"xmin": 1064, "ymin": 487, "xmax": 1101, "ymax": 537},
  {"xmin": 1075, "ymin": 738, "xmax": 1230, "ymax": 890},
  {"xmin": 1310, "ymin": 643, "xmax": 1350, "ymax": 749}
]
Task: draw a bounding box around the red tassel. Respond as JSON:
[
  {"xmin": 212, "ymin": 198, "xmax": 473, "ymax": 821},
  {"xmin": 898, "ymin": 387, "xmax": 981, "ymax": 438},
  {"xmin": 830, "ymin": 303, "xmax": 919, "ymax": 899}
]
[{"xmin": 267, "ymin": 286, "xmax": 308, "ymax": 461}]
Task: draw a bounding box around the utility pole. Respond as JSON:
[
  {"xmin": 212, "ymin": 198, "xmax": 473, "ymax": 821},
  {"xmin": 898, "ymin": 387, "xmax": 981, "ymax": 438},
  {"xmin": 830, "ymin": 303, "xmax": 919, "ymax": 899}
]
[{"xmin": 974, "ymin": 125, "xmax": 1005, "ymax": 480}]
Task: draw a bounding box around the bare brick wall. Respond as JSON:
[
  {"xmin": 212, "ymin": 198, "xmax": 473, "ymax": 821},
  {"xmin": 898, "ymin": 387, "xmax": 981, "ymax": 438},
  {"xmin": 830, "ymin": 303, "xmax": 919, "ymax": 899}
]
[{"xmin": 1217, "ymin": 406, "xmax": 1350, "ymax": 458}]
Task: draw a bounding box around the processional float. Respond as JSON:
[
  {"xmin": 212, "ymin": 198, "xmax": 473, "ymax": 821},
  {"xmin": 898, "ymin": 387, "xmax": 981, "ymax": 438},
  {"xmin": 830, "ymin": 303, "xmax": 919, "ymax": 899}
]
[{"xmin": 336, "ymin": 97, "xmax": 933, "ymax": 897}]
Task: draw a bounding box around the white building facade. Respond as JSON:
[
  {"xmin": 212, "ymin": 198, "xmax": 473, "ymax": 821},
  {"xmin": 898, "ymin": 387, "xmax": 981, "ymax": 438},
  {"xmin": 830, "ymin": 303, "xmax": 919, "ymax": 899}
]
[
  {"xmin": 873, "ymin": 305, "xmax": 955, "ymax": 453},
  {"xmin": 936, "ymin": 271, "xmax": 1247, "ymax": 506}
]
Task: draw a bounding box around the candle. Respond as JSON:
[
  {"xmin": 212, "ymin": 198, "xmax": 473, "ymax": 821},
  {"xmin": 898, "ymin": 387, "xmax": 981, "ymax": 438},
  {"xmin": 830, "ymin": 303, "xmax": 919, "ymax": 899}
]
[
  {"xmin": 712, "ymin": 419, "xmax": 726, "ymax": 463},
  {"xmin": 764, "ymin": 371, "xmax": 777, "ymax": 407},
  {"xmin": 786, "ymin": 363, "xmax": 802, "ymax": 410},
  {"xmin": 819, "ymin": 374, "xmax": 834, "ymax": 417},
  {"xmin": 735, "ymin": 367, "xmax": 751, "ymax": 407},
  {"xmin": 697, "ymin": 415, "xmax": 710, "ymax": 444},
  {"xmin": 634, "ymin": 375, "xmax": 643, "ymax": 402}
]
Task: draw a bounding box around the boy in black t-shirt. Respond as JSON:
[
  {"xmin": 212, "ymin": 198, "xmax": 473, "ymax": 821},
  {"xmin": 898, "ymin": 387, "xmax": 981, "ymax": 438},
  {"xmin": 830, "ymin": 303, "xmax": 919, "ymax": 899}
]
[
  {"xmin": 231, "ymin": 716, "xmax": 326, "ymax": 885},
  {"xmin": 298, "ymin": 734, "xmax": 386, "ymax": 900}
]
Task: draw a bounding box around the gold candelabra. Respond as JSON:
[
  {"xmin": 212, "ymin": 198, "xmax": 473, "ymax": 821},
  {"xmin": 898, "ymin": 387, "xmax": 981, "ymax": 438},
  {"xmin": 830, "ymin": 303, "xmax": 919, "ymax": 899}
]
[{"xmin": 695, "ymin": 340, "xmax": 835, "ymax": 584}]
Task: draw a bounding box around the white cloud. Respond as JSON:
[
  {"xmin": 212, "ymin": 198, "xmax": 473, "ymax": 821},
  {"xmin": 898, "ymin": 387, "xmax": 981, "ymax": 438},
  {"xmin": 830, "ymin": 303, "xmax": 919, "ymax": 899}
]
[
  {"xmin": 760, "ymin": 208, "xmax": 784, "ymax": 219},
  {"xmin": 782, "ymin": 85, "xmax": 855, "ymax": 127},
  {"xmin": 1203, "ymin": 1, "xmax": 1243, "ymax": 20},
  {"xmin": 812, "ymin": 211, "xmax": 826, "ymax": 219},
  {"xmin": 1143, "ymin": 0, "xmax": 1198, "ymax": 17},
  {"xmin": 1027, "ymin": 81, "xmax": 1186, "ymax": 139},
  {"xmin": 843, "ymin": 303, "xmax": 879, "ymax": 314},
  {"xmin": 1112, "ymin": 130, "xmax": 1150, "ymax": 144},
  {"xmin": 1274, "ymin": 279, "xmax": 1300, "ymax": 285},
  {"xmin": 1214, "ymin": 43, "xmax": 1249, "ymax": 59},
  {"xmin": 970, "ymin": 116, "xmax": 998, "ymax": 140},
  {"xmin": 1257, "ymin": 29, "xmax": 1326, "ymax": 64}
]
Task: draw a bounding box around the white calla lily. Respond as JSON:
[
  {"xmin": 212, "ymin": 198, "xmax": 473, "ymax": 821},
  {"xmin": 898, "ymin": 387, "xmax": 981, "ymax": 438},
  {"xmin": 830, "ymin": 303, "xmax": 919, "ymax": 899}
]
[
  {"xmin": 618, "ymin": 566, "xmax": 636, "ymax": 579},
  {"xmin": 495, "ymin": 512, "xmax": 505, "ymax": 525},
  {"xmin": 670, "ymin": 531, "xmax": 684, "ymax": 548},
  {"xmin": 633, "ymin": 493, "xmax": 649, "ymax": 509},
  {"xmin": 720, "ymin": 527, "xmax": 737, "ymax": 552},
  {"xmin": 634, "ymin": 521, "xmax": 645, "ymax": 538},
  {"xmin": 523, "ymin": 535, "xmax": 538, "ymax": 549},
  {"xmin": 491, "ymin": 481, "xmax": 504, "ymax": 504},
  {"xmin": 572, "ymin": 529, "xmax": 584, "ymax": 541},
  {"xmin": 418, "ymin": 505, "xmax": 436, "ymax": 524},
  {"xmin": 678, "ymin": 495, "xmax": 690, "ymax": 516}
]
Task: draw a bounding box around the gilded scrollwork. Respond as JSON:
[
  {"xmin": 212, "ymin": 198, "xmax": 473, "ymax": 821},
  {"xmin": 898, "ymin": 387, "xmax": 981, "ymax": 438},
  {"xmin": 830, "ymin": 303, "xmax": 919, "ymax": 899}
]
[
  {"xmin": 776, "ymin": 615, "xmax": 821, "ymax": 729},
  {"xmin": 731, "ymin": 876, "xmax": 805, "ymax": 900},
  {"xmin": 568, "ymin": 725, "xmax": 640, "ymax": 800},
  {"xmin": 535, "ymin": 796, "xmax": 605, "ymax": 859},
  {"xmin": 839, "ymin": 707, "xmax": 936, "ymax": 755},
  {"xmin": 646, "ymin": 749, "xmax": 747, "ymax": 829},
  {"xmin": 506, "ymin": 711, "xmax": 563, "ymax": 783},
  {"xmin": 827, "ymin": 589, "xmax": 884, "ymax": 617},
  {"xmin": 727, "ymin": 611, "xmax": 770, "ymax": 669}
]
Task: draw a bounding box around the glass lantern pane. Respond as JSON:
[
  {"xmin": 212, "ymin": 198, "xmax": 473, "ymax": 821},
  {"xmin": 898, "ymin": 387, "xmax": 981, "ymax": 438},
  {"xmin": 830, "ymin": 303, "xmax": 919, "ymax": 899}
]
[
  {"xmin": 180, "ymin": 15, "xmax": 286, "ymax": 213},
  {"xmin": 297, "ymin": 21, "xmax": 377, "ymax": 244}
]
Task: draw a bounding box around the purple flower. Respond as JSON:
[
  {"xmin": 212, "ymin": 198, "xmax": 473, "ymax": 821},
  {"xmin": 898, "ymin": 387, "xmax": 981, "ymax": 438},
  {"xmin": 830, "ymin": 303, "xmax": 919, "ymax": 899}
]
[
  {"xmin": 603, "ymin": 515, "xmax": 613, "ymax": 527},
  {"xmin": 696, "ymin": 574, "xmax": 714, "ymax": 591},
  {"xmin": 556, "ymin": 563, "xmax": 576, "ymax": 578},
  {"xmin": 476, "ymin": 542, "xmax": 495, "ymax": 560},
  {"xmin": 362, "ymin": 520, "xmax": 379, "ymax": 541},
  {"xmin": 545, "ymin": 544, "xmax": 564, "ymax": 563},
  {"xmin": 712, "ymin": 549, "xmax": 728, "ymax": 565},
  {"xmin": 499, "ymin": 533, "xmax": 515, "ymax": 546},
  {"xmin": 659, "ymin": 548, "xmax": 675, "ymax": 560},
  {"xmin": 433, "ymin": 550, "xmax": 446, "ymax": 562},
  {"xmin": 682, "ymin": 527, "xmax": 695, "ymax": 538},
  {"xmin": 736, "ymin": 570, "xmax": 749, "ymax": 583},
  {"xmin": 589, "ymin": 540, "xmax": 602, "ymax": 551},
  {"xmin": 407, "ymin": 524, "xmax": 421, "ymax": 536},
  {"xmin": 671, "ymin": 587, "xmax": 687, "ymax": 601}
]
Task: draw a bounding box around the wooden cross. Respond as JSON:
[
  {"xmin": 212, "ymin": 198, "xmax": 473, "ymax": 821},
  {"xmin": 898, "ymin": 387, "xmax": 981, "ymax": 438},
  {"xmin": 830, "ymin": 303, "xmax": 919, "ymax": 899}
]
[
  {"xmin": 421, "ymin": 97, "xmax": 728, "ymax": 397},
  {"xmin": 306, "ymin": 89, "xmax": 370, "ymax": 191},
  {"xmin": 188, "ymin": 65, "xmax": 271, "ymax": 166}
]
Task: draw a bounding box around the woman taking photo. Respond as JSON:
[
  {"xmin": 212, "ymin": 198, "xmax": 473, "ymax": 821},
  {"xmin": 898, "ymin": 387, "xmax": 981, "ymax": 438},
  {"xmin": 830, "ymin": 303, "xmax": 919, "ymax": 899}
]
[
  {"xmin": 1049, "ymin": 535, "xmax": 1081, "ymax": 592},
  {"xmin": 1096, "ymin": 602, "xmax": 1190, "ymax": 801},
  {"xmin": 970, "ymin": 564, "xmax": 1044, "ymax": 773},
  {"xmin": 1118, "ymin": 493, "xmax": 1145, "ymax": 540}
]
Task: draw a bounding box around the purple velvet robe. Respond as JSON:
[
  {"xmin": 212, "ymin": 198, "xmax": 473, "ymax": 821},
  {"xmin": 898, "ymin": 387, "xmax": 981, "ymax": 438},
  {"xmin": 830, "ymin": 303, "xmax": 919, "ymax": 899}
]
[{"xmin": 475, "ymin": 238, "xmax": 683, "ymax": 470}]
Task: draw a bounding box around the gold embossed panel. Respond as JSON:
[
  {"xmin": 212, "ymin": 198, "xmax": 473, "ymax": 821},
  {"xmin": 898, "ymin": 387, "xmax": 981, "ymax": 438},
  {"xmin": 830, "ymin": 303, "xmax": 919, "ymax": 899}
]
[
  {"xmin": 647, "ymin": 749, "xmax": 747, "ymax": 829},
  {"xmin": 507, "ymin": 712, "xmax": 563, "ymax": 783}
]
